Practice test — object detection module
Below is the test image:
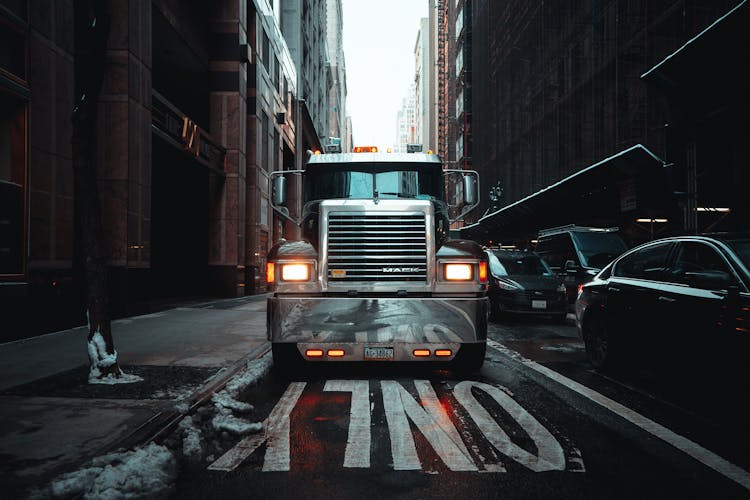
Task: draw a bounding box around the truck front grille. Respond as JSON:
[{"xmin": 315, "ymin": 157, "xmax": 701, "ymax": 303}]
[{"xmin": 327, "ymin": 213, "xmax": 427, "ymax": 282}]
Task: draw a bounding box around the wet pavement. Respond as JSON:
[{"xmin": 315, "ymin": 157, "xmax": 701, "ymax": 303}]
[{"xmin": 167, "ymin": 314, "xmax": 750, "ymax": 499}]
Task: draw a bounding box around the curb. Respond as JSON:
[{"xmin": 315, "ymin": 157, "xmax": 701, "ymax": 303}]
[{"xmin": 101, "ymin": 341, "xmax": 272, "ymax": 454}]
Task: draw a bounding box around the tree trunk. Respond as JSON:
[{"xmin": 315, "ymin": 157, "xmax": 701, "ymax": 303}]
[{"xmin": 73, "ymin": 0, "xmax": 121, "ymax": 380}]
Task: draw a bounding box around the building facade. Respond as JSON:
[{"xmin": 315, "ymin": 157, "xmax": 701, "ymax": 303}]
[
  {"xmin": 280, "ymin": 0, "xmax": 328, "ymax": 146},
  {"xmin": 325, "ymin": 0, "xmax": 348, "ymax": 149},
  {"xmin": 395, "ymin": 90, "xmax": 417, "ymax": 153},
  {"xmin": 469, "ymin": 0, "xmax": 738, "ymax": 230},
  {"xmin": 0, "ymin": 0, "xmax": 327, "ymax": 342}
]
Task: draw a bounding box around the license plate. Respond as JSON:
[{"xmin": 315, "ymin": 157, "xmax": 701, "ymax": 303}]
[
  {"xmin": 532, "ymin": 300, "xmax": 547, "ymax": 309},
  {"xmin": 364, "ymin": 346, "xmax": 393, "ymax": 360}
]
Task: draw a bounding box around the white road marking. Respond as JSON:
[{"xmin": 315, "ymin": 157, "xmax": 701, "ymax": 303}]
[
  {"xmin": 324, "ymin": 380, "xmax": 371, "ymax": 468},
  {"xmin": 381, "ymin": 380, "xmax": 477, "ymax": 471},
  {"xmin": 208, "ymin": 382, "xmax": 306, "ymax": 472},
  {"xmin": 487, "ymin": 339, "xmax": 750, "ymax": 489},
  {"xmin": 454, "ymin": 381, "xmax": 565, "ymax": 472}
]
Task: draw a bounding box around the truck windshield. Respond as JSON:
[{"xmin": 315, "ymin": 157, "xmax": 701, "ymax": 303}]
[
  {"xmin": 303, "ymin": 164, "xmax": 445, "ymax": 203},
  {"xmin": 571, "ymin": 232, "xmax": 628, "ymax": 268}
]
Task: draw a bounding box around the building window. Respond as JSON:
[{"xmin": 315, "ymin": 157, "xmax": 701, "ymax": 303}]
[
  {"xmin": 262, "ymin": 30, "xmax": 269, "ymax": 72},
  {"xmin": 261, "ymin": 111, "xmax": 269, "ymax": 171},
  {"xmin": 0, "ymin": 96, "xmax": 26, "ymax": 276},
  {"xmin": 0, "ymin": 20, "xmax": 26, "ymax": 80},
  {"xmin": 455, "ymin": 6, "xmax": 464, "ymax": 39},
  {"xmin": 260, "ymin": 197, "xmax": 269, "ymax": 227}
]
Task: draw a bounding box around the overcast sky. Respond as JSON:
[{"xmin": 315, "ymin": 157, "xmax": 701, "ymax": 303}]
[{"xmin": 342, "ymin": 1, "xmax": 429, "ymax": 151}]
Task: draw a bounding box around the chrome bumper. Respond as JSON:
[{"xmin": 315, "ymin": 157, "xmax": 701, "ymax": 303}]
[{"xmin": 267, "ymin": 296, "xmax": 488, "ymax": 361}]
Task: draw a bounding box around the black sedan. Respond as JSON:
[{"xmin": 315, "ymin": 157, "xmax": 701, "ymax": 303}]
[
  {"xmin": 576, "ymin": 234, "xmax": 750, "ymax": 373},
  {"xmin": 485, "ymin": 248, "xmax": 568, "ymax": 322}
]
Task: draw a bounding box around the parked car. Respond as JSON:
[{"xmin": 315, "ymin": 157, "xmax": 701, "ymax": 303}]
[
  {"xmin": 535, "ymin": 225, "xmax": 629, "ymax": 307},
  {"xmin": 576, "ymin": 234, "xmax": 750, "ymax": 374},
  {"xmin": 485, "ymin": 248, "xmax": 568, "ymax": 322}
]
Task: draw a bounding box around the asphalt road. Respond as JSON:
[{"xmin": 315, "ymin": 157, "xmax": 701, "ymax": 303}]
[{"xmin": 170, "ymin": 316, "xmax": 750, "ymax": 499}]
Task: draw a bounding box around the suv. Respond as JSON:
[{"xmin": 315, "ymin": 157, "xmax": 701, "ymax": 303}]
[{"xmin": 534, "ymin": 225, "xmax": 628, "ymax": 305}]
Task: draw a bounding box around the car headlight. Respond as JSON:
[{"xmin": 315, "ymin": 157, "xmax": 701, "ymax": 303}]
[{"xmin": 496, "ymin": 278, "xmax": 520, "ymax": 291}]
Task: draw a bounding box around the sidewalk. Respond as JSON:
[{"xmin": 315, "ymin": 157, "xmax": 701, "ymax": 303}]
[{"xmin": 0, "ymin": 293, "xmax": 272, "ymax": 496}]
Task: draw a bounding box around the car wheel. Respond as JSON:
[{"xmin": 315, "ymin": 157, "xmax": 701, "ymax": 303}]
[
  {"xmin": 453, "ymin": 343, "xmax": 486, "ymax": 375},
  {"xmin": 582, "ymin": 316, "xmax": 619, "ymax": 371}
]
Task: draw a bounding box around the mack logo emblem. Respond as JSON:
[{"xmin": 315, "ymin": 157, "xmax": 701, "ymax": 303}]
[{"xmin": 383, "ymin": 267, "xmax": 420, "ymax": 273}]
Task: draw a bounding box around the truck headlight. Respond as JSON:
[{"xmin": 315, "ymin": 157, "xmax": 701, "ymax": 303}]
[
  {"xmin": 444, "ymin": 263, "xmax": 473, "ymax": 281},
  {"xmin": 280, "ymin": 263, "xmax": 312, "ymax": 281}
]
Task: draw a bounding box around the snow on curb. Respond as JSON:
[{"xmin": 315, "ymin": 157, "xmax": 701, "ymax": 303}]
[
  {"xmin": 209, "ymin": 353, "xmax": 272, "ymax": 435},
  {"xmin": 178, "ymin": 418, "xmax": 203, "ymax": 459},
  {"xmin": 43, "ymin": 443, "xmax": 176, "ymax": 499}
]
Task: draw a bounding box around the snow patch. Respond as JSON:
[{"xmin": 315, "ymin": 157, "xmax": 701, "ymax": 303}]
[
  {"xmin": 224, "ymin": 353, "xmax": 273, "ymax": 395},
  {"xmin": 85, "ymin": 312, "xmax": 143, "ymax": 385},
  {"xmin": 47, "ymin": 443, "xmax": 175, "ymax": 499},
  {"xmin": 212, "ymin": 391, "xmax": 254, "ymax": 413},
  {"xmin": 211, "ymin": 413, "xmax": 263, "ymax": 435},
  {"xmin": 174, "ymin": 401, "xmax": 190, "ymax": 414},
  {"xmin": 179, "ymin": 417, "xmax": 204, "ymax": 458},
  {"xmin": 207, "ymin": 353, "xmax": 270, "ymax": 437}
]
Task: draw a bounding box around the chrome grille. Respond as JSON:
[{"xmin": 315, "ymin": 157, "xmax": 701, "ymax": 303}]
[{"xmin": 327, "ymin": 213, "xmax": 427, "ymax": 282}]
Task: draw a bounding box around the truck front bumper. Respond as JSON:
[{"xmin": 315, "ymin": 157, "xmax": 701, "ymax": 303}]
[{"xmin": 267, "ymin": 295, "xmax": 488, "ymax": 362}]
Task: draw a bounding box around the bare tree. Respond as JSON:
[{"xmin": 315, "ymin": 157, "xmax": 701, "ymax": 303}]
[{"xmin": 72, "ymin": 0, "xmax": 122, "ymax": 381}]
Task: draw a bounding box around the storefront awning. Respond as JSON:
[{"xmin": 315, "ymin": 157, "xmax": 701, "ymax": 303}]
[{"xmin": 460, "ymin": 144, "xmax": 675, "ymax": 243}]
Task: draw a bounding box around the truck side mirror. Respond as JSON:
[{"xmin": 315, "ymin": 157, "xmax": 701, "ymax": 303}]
[
  {"xmin": 273, "ymin": 175, "xmax": 286, "ymax": 206},
  {"xmin": 463, "ymin": 175, "xmax": 477, "ymax": 205}
]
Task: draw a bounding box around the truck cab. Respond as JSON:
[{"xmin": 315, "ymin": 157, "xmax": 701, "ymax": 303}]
[{"xmin": 266, "ymin": 151, "xmax": 488, "ymax": 371}]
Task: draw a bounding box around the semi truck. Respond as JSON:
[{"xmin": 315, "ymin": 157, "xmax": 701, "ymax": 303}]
[{"xmin": 266, "ymin": 150, "xmax": 488, "ymax": 371}]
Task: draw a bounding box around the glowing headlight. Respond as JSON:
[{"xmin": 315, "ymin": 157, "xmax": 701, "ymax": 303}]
[
  {"xmin": 281, "ymin": 263, "xmax": 311, "ymax": 281},
  {"xmin": 444, "ymin": 263, "xmax": 473, "ymax": 281},
  {"xmin": 496, "ymin": 279, "xmax": 520, "ymax": 290}
]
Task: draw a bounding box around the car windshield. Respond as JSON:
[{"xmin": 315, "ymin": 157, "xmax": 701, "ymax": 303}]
[
  {"xmin": 489, "ymin": 252, "xmax": 553, "ymax": 277},
  {"xmin": 723, "ymin": 238, "xmax": 750, "ymax": 269},
  {"xmin": 303, "ymin": 164, "xmax": 445, "ymax": 203},
  {"xmin": 571, "ymin": 232, "xmax": 628, "ymax": 268}
]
